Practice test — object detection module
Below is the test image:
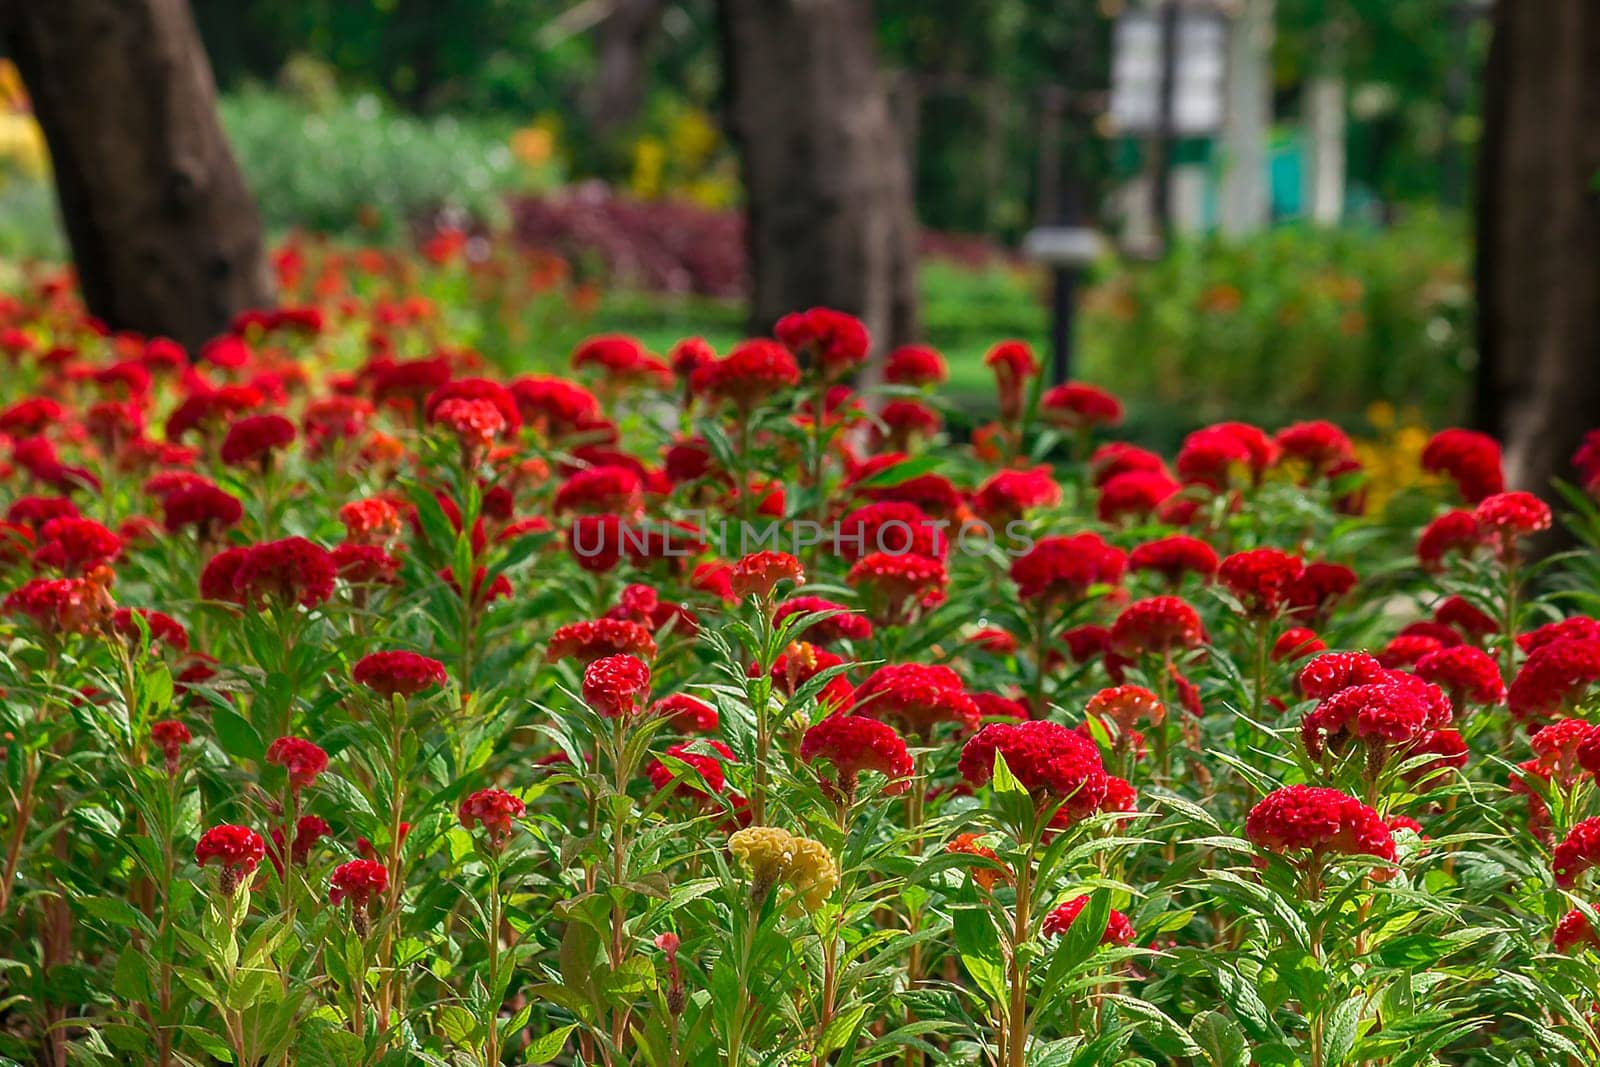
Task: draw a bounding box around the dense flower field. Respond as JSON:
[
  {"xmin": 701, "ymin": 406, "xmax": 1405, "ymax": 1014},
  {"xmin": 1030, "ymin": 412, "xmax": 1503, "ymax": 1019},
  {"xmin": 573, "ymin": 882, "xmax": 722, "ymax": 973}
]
[{"xmin": 3, "ymin": 245, "xmax": 1600, "ymax": 1067}]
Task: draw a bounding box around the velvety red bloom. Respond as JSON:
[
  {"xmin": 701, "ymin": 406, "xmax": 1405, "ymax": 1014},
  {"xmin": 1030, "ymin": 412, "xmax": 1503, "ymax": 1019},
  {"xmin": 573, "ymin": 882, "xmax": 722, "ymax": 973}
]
[
  {"xmin": 232, "ymin": 538, "xmax": 338, "ymax": 609},
  {"xmin": 567, "ymin": 514, "xmax": 627, "ymax": 573},
  {"xmin": 0, "ymin": 396, "xmax": 65, "ymax": 437},
  {"xmin": 277, "ymin": 815, "xmax": 330, "ymax": 869},
  {"xmin": 1553, "ymin": 909, "xmax": 1600, "ymax": 953},
  {"xmin": 605, "ymin": 583, "xmax": 700, "ymax": 636},
  {"xmin": 165, "ymin": 384, "xmax": 263, "ymax": 440},
  {"xmin": 1300, "ymin": 671, "xmax": 1451, "ymax": 760},
  {"xmin": 1040, "ymin": 382, "xmax": 1123, "ymax": 430},
  {"xmin": 372, "ymin": 357, "xmax": 453, "ymax": 408},
  {"xmin": 1273, "ymin": 627, "xmax": 1326, "ymax": 662},
  {"xmin": 970, "ymin": 466, "xmax": 1062, "ymax": 523},
  {"xmin": 692, "ymin": 340, "xmax": 800, "ymax": 410},
  {"xmin": 1274, "ymin": 420, "xmax": 1356, "ymax": 475},
  {"xmin": 1400, "ymin": 728, "xmax": 1469, "ymax": 788},
  {"xmin": 1531, "ymin": 718, "xmax": 1598, "ymax": 784},
  {"xmin": 1473, "ymin": 491, "xmax": 1552, "ymax": 557},
  {"xmin": 876, "ymin": 399, "xmax": 942, "ymax": 446},
  {"xmin": 1416, "ymin": 509, "xmax": 1483, "ymax": 572},
  {"xmin": 1245, "ymin": 785, "xmax": 1396, "ymax": 863},
  {"xmin": 1554, "ymin": 818, "xmax": 1600, "ymax": 888},
  {"xmin": 1521, "ymin": 617, "xmax": 1600, "ymax": 656},
  {"xmin": 220, "ymin": 414, "xmax": 296, "ymax": 467},
  {"xmin": 1010, "ymin": 533, "xmax": 1126, "ymax": 604},
  {"xmin": 730, "ymin": 551, "xmax": 804, "ymax": 600},
  {"xmin": 958, "ymin": 720, "xmax": 1109, "ymax": 817},
  {"xmin": 328, "ymin": 859, "xmax": 389, "ymax": 916},
  {"xmin": 1298, "ymin": 651, "xmax": 1387, "ymax": 699},
  {"xmin": 767, "ymin": 642, "xmax": 856, "ymax": 711},
  {"xmin": 847, "ymin": 552, "xmax": 947, "ymax": 624},
  {"xmin": 1176, "ymin": 426, "xmax": 1253, "ymax": 490},
  {"xmin": 1128, "ymin": 535, "xmax": 1219, "ymax": 585},
  {"xmin": 773, "ymin": 596, "xmax": 872, "ymax": 646},
  {"xmin": 432, "ymin": 397, "xmax": 507, "ymax": 448},
  {"xmin": 647, "ymin": 740, "xmax": 736, "ymax": 797},
  {"xmin": 333, "ymin": 544, "xmax": 402, "ymax": 585},
  {"xmin": 509, "ymin": 375, "xmax": 602, "ymax": 439},
  {"xmin": 1378, "ymin": 634, "xmax": 1444, "ymax": 669},
  {"xmin": 572, "ymin": 334, "xmax": 653, "ymax": 378},
  {"xmin": 338, "ymin": 497, "xmax": 402, "ymax": 547},
  {"xmin": 548, "ymin": 618, "xmax": 658, "ymax": 664},
  {"xmin": 775, "ymin": 307, "xmax": 870, "ymax": 379},
  {"xmin": 1218, "ymin": 547, "xmax": 1304, "ymax": 617},
  {"xmin": 1090, "ymin": 443, "xmax": 1169, "ymax": 487},
  {"xmin": 1396, "ymin": 621, "xmax": 1465, "ymax": 650},
  {"xmin": 1111, "ymin": 596, "xmax": 1204, "ymax": 656},
  {"xmin": 582, "ymin": 654, "xmax": 651, "ymax": 717},
  {"xmin": 1434, "ymin": 596, "xmax": 1500, "ymax": 643},
  {"xmin": 1041, "ymin": 896, "xmax": 1135, "ymax": 945},
  {"xmin": 3, "ymin": 570, "xmax": 115, "ymax": 635},
  {"xmin": 1085, "ymin": 685, "xmax": 1165, "ymax": 732},
  {"xmin": 160, "ymin": 481, "xmax": 244, "ymax": 535},
  {"xmin": 1509, "ymin": 638, "xmax": 1600, "ymax": 728},
  {"xmin": 984, "ymin": 341, "xmax": 1037, "ymax": 422},
  {"xmin": 554, "ymin": 466, "xmax": 643, "ymax": 515},
  {"xmin": 883, "ymin": 345, "xmax": 947, "ymax": 386},
  {"xmin": 972, "ymin": 627, "xmax": 1018, "ymax": 655},
  {"xmin": 971, "ymin": 691, "xmax": 1028, "ymax": 722},
  {"xmin": 801, "ymin": 713, "xmax": 914, "ymax": 797},
  {"xmin": 669, "ymin": 337, "xmax": 716, "ymax": 384},
  {"xmin": 650, "ymin": 693, "xmax": 719, "ymax": 732},
  {"xmin": 34, "ymin": 516, "xmax": 120, "ymax": 574},
  {"xmin": 864, "ymin": 471, "xmax": 963, "ymax": 519},
  {"xmin": 853, "ymin": 663, "xmax": 979, "ymax": 735},
  {"xmin": 353, "ymin": 651, "xmax": 448, "ymax": 697},
  {"xmin": 150, "ymin": 719, "xmax": 191, "ymax": 773},
  {"xmin": 112, "ymin": 607, "xmax": 188, "ymax": 653},
  {"xmin": 1285, "ymin": 562, "xmax": 1358, "ymax": 622},
  {"xmin": 8, "ymin": 494, "xmax": 79, "ymax": 531},
  {"xmin": 1421, "ymin": 428, "xmax": 1504, "ymax": 503},
  {"xmin": 1414, "ymin": 645, "xmax": 1505, "ymax": 707},
  {"xmin": 195, "ymin": 824, "xmax": 266, "ymax": 892},
  {"xmin": 457, "ymin": 788, "xmax": 525, "ymax": 850},
  {"xmin": 266, "ymin": 736, "xmax": 329, "ymax": 790},
  {"xmin": 425, "ymin": 378, "xmax": 521, "ymax": 434},
  {"xmin": 303, "ymin": 395, "xmax": 374, "ymax": 455},
  {"xmin": 837, "ymin": 501, "xmax": 947, "ymax": 560},
  {"xmin": 1097, "ymin": 471, "xmax": 1179, "ymax": 523}
]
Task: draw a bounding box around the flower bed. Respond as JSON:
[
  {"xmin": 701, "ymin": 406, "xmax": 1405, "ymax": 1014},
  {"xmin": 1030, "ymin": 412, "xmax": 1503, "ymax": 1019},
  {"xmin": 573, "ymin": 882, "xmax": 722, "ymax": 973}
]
[{"xmin": 1, "ymin": 241, "xmax": 1599, "ymax": 1065}]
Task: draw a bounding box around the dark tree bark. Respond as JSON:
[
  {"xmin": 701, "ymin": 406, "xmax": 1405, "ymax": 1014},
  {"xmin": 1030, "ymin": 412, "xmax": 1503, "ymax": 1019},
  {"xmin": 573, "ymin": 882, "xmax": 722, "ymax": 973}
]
[
  {"xmin": 717, "ymin": 0, "xmax": 918, "ymax": 354},
  {"xmin": 1475, "ymin": 0, "xmax": 1600, "ymax": 494},
  {"xmin": 1, "ymin": 0, "xmax": 273, "ymax": 352},
  {"xmin": 588, "ymin": 0, "xmax": 666, "ymax": 136}
]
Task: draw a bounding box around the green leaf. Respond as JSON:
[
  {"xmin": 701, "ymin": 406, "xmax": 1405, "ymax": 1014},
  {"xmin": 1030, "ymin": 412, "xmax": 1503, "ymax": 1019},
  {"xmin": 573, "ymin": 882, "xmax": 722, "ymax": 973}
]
[
  {"xmin": 1324, "ymin": 997, "xmax": 1364, "ymax": 1065},
  {"xmin": 211, "ymin": 705, "xmax": 266, "ymax": 763},
  {"xmin": 523, "ymin": 1022, "xmax": 577, "ymax": 1063},
  {"xmin": 1191, "ymin": 1010, "xmax": 1250, "ymax": 1067}
]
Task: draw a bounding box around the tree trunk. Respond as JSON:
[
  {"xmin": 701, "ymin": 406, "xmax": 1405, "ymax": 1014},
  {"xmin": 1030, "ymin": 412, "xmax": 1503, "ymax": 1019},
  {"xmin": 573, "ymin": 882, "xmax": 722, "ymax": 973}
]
[
  {"xmin": 1, "ymin": 0, "xmax": 273, "ymax": 353},
  {"xmin": 1303, "ymin": 20, "xmax": 1345, "ymax": 226},
  {"xmin": 716, "ymin": 0, "xmax": 918, "ymax": 354},
  {"xmin": 1218, "ymin": 0, "xmax": 1274, "ymax": 237},
  {"xmin": 589, "ymin": 0, "xmax": 666, "ymax": 136},
  {"xmin": 1475, "ymin": 0, "xmax": 1600, "ymax": 495}
]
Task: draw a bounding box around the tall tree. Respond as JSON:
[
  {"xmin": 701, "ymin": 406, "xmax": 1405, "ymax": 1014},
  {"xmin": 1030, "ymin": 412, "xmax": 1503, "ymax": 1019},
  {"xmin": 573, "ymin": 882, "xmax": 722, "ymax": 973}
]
[
  {"xmin": 1, "ymin": 0, "xmax": 272, "ymax": 352},
  {"xmin": 1475, "ymin": 0, "xmax": 1600, "ymax": 493},
  {"xmin": 716, "ymin": 0, "xmax": 918, "ymax": 353}
]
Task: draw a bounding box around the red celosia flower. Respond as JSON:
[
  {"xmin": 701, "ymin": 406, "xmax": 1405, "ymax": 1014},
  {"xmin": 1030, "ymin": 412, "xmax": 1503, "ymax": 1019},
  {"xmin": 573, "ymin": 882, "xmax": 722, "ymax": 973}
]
[
  {"xmin": 231, "ymin": 537, "xmax": 337, "ymax": 609},
  {"xmin": 33, "ymin": 516, "xmax": 121, "ymax": 574},
  {"xmin": 432, "ymin": 397, "xmax": 507, "ymax": 449},
  {"xmin": 730, "ymin": 551, "xmax": 804, "ymax": 600},
  {"xmin": 800, "ymin": 713, "xmax": 914, "ymax": 797},
  {"xmin": 572, "ymin": 334, "xmax": 655, "ymax": 379},
  {"xmin": 692, "ymin": 340, "xmax": 800, "ymax": 410},
  {"xmin": 112, "ymin": 607, "xmax": 189, "ymax": 653},
  {"xmin": 1097, "ymin": 471, "xmax": 1179, "ymax": 523},
  {"xmin": 303, "ymin": 395, "xmax": 375, "ymax": 456},
  {"xmin": 1285, "ymin": 562, "xmax": 1358, "ymax": 623},
  {"xmin": 1434, "ymin": 596, "xmax": 1499, "ymax": 644},
  {"xmin": 457, "ymin": 788, "xmax": 525, "ymax": 851},
  {"xmin": 1509, "ymin": 638, "xmax": 1600, "ymax": 728},
  {"xmin": 554, "ymin": 466, "xmax": 644, "ymax": 515},
  {"xmin": 1521, "ymin": 617, "xmax": 1600, "ymax": 657},
  {"xmin": 4, "ymin": 570, "xmax": 115, "ymax": 635},
  {"xmin": 1273, "ymin": 627, "xmax": 1326, "ymax": 662},
  {"xmin": 1300, "ymin": 671, "xmax": 1451, "ymax": 760},
  {"xmin": 165, "ymin": 384, "xmax": 263, "ymax": 441},
  {"xmin": 353, "ymin": 650, "xmax": 448, "ymax": 697},
  {"xmin": 847, "ymin": 552, "xmax": 947, "ymax": 624},
  {"xmin": 1218, "ymin": 547, "xmax": 1304, "ymax": 617},
  {"xmin": 1085, "ymin": 685, "xmax": 1165, "ymax": 732},
  {"xmin": 958, "ymin": 720, "xmax": 1109, "ymax": 818},
  {"xmin": 1416, "ymin": 510, "xmax": 1484, "ymax": 572},
  {"xmin": 1553, "ymin": 909, "xmax": 1600, "ymax": 953},
  {"xmin": 1175, "ymin": 426, "xmax": 1252, "ymax": 491},
  {"xmin": 864, "ymin": 471, "xmax": 963, "ymax": 519},
  {"xmin": 1295, "ymin": 652, "xmax": 1395, "ymax": 698},
  {"xmin": 984, "ymin": 341, "xmax": 1037, "ymax": 422},
  {"xmin": 1128, "ymin": 535, "xmax": 1219, "ymax": 585},
  {"xmin": 328, "ymin": 859, "xmax": 389, "ymax": 928},
  {"xmin": 836, "ymin": 501, "xmax": 946, "ymax": 560},
  {"xmin": 1010, "ymin": 533, "xmax": 1126, "ymax": 604},
  {"xmin": 0, "ymin": 396, "xmax": 64, "ymax": 437},
  {"xmin": 220, "ymin": 414, "xmax": 296, "ymax": 468},
  {"xmin": 1378, "ymin": 633, "xmax": 1444, "ymax": 669},
  {"xmin": 195, "ymin": 824, "xmax": 267, "ymax": 892},
  {"xmin": 1245, "ymin": 785, "xmax": 1396, "ymax": 863},
  {"xmin": 265, "ymin": 736, "xmax": 329, "ymax": 790},
  {"xmin": 1553, "ymin": 818, "xmax": 1600, "ymax": 888},
  {"xmin": 150, "ymin": 719, "xmax": 191, "ymax": 774},
  {"xmin": 775, "ymin": 307, "xmax": 870, "ymax": 379},
  {"xmin": 650, "ymin": 693, "xmax": 719, "ymax": 732},
  {"xmin": 1414, "ymin": 645, "xmax": 1505, "ymax": 707},
  {"xmin": 509, "ymin": 375, "xmax": 603, "ymax": 439},
  {"xmin": 972, "ymin": 628, "xmax": 1018, "ymax": 655},
  {"xmin": 773, "ymin": 596, "xmax": 873, "ymax": 645},
  {"xmin": 1473, "ymin": 491, "xmax": 1552, "ymax": 558},
  {"xmin": 1400, "ymin": 728, "xmax": 1469, "ymax": 788},
  {"xmin": 1531, "ymin": 718, "xmax": 1597, "ymax": 784},
  {"xmin": 566, "ymin": 514, "xmax": 627, "ymax": 573},
  {"xmin": 1110, "ymin": 596, "xmax": 1204, "ymax": 656},
  {"xmin": 1090, "ymin": 442, "xmax": 1169, "ymax": 486},
  {"xmin": 582, "ymin": 654, "xmax": 651, "ymax": 718},
  {"xmin": 333, "ymin": 544, "xmax": 402, "ymax": 585},
  {"xmin": 647, "ymin": 740, "xmax": 736, "ymax": 798},
  {"xmin": 1274, "ymin": 420, "xmax": 1355, "ymax": 475},
  {"xmin": 551, "ymin": 615, "xmax": 659, "ymax": 664},
  {"xmin": 339, "ymin": 498, "xmax": 403, "ymax": 547},
  {"xmin": 1041, "ymin": 896, "xmax": 1135, "ymax": 945},
  {"xmin": 1040, "ymin": 382, "xmax": 1124, "ymax": 430},
  {"xmin": 7, "ymin": 494, "xmax": 79, "ymax": 531},
  {"xmin": 883, "ymin": 345, "xmax": 947, "ymax": 386},
  {"xmin": 160, "ymin": 481, "xmax": 244, "ymax": 535},
  {"xmin": 971, "ymin": 466, "xmax": 1062, "ymax": 523},
  {"xmin": 605, "ymin": 583, "xmax": 699, "ymax": 637},
  {"xmin": 425, "ymin": 378, "xmax": 521, "ymax": 433},
  {"xmin": 1421, "ymin": 428, "xmax": 1504, "ymax": 503},
  {"xmin": 974, "ymin": 691, "xmax": 1029, "ymax": 722},
  {"xmin": 853, "ymin": 663, "xmax": 979, "ymax": 735},
  {"xmin": 766, "ymin": 642, "xmax": 855, "ymax": 712}
]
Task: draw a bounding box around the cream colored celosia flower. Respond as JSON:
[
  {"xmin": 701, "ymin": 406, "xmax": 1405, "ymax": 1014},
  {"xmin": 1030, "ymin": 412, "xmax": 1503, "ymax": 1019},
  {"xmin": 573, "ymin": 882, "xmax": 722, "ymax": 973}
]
[{"xmin": 728, "ymin": 826, "xmax": 838, "ymax": 913}]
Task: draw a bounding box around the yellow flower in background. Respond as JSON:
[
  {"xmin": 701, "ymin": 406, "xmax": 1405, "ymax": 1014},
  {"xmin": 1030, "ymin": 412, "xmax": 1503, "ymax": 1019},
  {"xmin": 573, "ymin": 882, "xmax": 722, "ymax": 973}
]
[
  {"xmin": 729, "ymin": 826, "xmax": 838, "ymax": 913},
  {"xmin": 510, "ymin": 121, "xmax": 555, "ymax": 169},
  {"xmin": 0, "ymin": 61, "xmax": 48, "ymax": 180},
  {"xmin": 1353, "ymin": 404, "xmax": 1434, "ymax": 512},
  {"xmin": 629, "ymin": 135, "xmax": 666, "ymax": 200}
]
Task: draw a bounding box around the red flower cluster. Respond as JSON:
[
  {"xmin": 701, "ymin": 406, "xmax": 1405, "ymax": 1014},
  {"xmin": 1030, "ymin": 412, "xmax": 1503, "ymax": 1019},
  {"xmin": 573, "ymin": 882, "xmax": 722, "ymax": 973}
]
[
  {"xmin": 1300, "ymin": 670, "xmax": 1451, "ymax": 760},
  {"xmin": 1413, "ymin": 645, "xmax": 1504, "ymax": 708},
  {"xmin": 582, "ymin": 653, "xmax": 651, "ymax": 717},
  {"xmin": 729, "ymin": 550, "xmax": 804, "ymax": 600},
  {"xmin": 1508, "ymin": 638, "xmax": 1600, "ymax": 728},
  {"xmin": 1040, "ymin": 382, "xmax": 1123, "ymax": 430},
  {"xmin": 852, "ymin": 663, "xmax": 979, "ymax": 735},
  {"xmin": 692, "ymin": 340, "xmax": 800, "ymax": 411},
  {"xmin": 773, "ymin": 596, "xmax": 872, "ymax": 645},
  {"xmin": 1554, "ymin": 818, "xmax": 1600, "ymax": 888},
  {"xmin": 1041, "ymin": 896, "xmax": 1136, "ymax": 945},
  {"xmin": 195, "ymin": 824, "xmax": 267, "ymax": 892},
  {"xmin": 1218, "ymin": 548, "xmax": 1304, "ymax": 617},
  {"xmin": 220, "ymin": 413, "xmax": 296, "ymax": 468},
  {"xmin": 1421, "ymin": 428, "xmax": 1503, "ymax": 503},
  {"xmin": 1111, "ymin": 596, "xmax": 1205, "ymax": 656},
  {"xmin": 457, "ymin": 788, "xmax": 525, "ymax": 851},
  {"xmin": 650, "ymin": 693, "xmax": 719, "ymax": 732},
  {"xmin": 265, "ymin": 736, "xmax": 329, "ymax": 790},
  {"xmin": 774, "ymin": 307, "xmax": 869, "ymax": 379},
  {"xmin": 353, "ymin": 650, "xmax": 448, "ymax": 697},
  {"xmin": 1245, "ymin": 785, "xmax": 1396, "ymax": 863},
  {"xmin": 1128, "ymin": 534, "xmax": 1218, "ymax": 584},
  {"xmin": 328, "ymin": 859, "xmax": 389, "ymax": 911},
  {"xmin": 958, "ymin": 720, "xmax": 1109, "ymax": 817},
  {"xmin": 1010, "ymin": 533, "xmax": 1125, "ymax": 604},
  {"xmin": 800, "ymin": 713, "xmax": 914, "ymax": 797},
  {"xmin": 646, "ymin": 740, "xmax": 736, "ymax": 797},
  {"xmin": 548, "ymin": 618, "xmax": 658, "ymax": 664}
]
